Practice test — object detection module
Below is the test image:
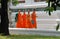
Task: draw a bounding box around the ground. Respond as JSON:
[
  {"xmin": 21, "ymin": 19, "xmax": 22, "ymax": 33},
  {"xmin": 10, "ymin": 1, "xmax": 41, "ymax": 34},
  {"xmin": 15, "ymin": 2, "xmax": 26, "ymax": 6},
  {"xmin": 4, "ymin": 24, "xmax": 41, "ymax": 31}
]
[{"xmin": 0, "ymin": 35, "xmax": 60, "ymax": 39}]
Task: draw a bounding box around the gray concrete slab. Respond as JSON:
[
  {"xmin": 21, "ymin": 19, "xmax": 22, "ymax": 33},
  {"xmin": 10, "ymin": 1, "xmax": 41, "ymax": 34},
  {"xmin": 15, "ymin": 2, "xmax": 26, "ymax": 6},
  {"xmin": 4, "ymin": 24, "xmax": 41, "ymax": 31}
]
[{"xmin": 9, "ymin": 28, "xmax": 60, "ymax": 36}]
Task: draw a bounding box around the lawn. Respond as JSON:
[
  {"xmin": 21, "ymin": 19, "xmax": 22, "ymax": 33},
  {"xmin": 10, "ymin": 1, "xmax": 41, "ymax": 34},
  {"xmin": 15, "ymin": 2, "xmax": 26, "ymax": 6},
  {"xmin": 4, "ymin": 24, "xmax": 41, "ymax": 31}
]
[{"xmin": 0, "ymin": 35, "xmax": 60, "ymax": 39}]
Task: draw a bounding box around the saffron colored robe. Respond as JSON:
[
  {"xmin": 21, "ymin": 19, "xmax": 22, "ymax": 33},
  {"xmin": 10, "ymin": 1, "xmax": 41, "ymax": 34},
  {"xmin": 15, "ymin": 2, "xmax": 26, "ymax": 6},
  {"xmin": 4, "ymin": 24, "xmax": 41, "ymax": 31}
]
[
  {"xmin": 16, "ymin": 12, "xmax": 23, "ymax": 28},
  {"xmin": 22, "ymin": 13, "xmax": 28, "ymax": 28},
  {"xmin": 31, "ymin": 12, "xmax": 37, "ymax": 28},
  {"xmin": 27, "ymin": 14, "xmax": 33, "ymax": 28}
]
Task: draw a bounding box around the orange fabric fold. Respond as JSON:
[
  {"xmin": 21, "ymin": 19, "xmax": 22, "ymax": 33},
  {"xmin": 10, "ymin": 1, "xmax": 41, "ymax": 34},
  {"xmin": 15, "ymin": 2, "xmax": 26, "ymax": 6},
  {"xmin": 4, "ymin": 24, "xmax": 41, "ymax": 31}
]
[
  {"xmin": 16, "ymin": 11, "xmax": 23, "ymax": 28},
  {"xmin": 31, "ymin": 11, "xmax": 37, "ymax": 28}
]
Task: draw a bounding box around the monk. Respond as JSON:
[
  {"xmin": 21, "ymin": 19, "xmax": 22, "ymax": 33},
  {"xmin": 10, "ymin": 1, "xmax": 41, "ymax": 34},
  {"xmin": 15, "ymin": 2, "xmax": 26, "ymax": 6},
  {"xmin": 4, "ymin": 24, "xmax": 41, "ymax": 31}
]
[
  {"xmin": 22, "ymin": 10, "xmax": 28, "ymax": 28},
  {"xmin": 27, "ymin": 10, "xmax": 33, "ymax": 28},
  {"xmin": 16, "ymin": 10, "xmax": 23, "ymax": 28},
  {"xmin": 31, "ymin": 9, "xmax": 37, "ymax": 28}
]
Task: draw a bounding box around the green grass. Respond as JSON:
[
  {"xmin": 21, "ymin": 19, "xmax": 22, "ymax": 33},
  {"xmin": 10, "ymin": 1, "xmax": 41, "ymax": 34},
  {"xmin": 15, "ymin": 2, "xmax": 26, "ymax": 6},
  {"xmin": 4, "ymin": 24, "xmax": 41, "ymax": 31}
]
[{"xmin": 0, "ymin": 35, "xmax": 60, "ymax": 39}]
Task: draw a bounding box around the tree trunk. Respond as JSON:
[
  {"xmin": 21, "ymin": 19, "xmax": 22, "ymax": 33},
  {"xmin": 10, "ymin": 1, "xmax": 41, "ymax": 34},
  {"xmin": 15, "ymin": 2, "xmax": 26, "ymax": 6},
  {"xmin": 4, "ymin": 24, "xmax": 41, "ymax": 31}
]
[
  {"xmin": 0, "ymin": 8, "xmax": 1, "ymax": 31},
  {"xmin": 0, "ymin": 0, "xmax": 9, "ymax": 35}
]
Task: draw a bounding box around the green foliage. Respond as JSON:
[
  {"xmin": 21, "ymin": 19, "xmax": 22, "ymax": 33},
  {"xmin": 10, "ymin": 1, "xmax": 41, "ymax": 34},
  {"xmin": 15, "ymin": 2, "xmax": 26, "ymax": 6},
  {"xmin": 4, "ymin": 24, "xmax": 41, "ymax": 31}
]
[
  {"xmin": 12, "ymin": 0, "xmax": 19, "ymax": 6},
  {"xmin": 44, "ymin": 7, "xmax": 54, "ymax": 12},
  {"xmin": 46, "ymin": 0, "xmax": 48, "ymax": 2},
  {"xmin": 44, "ymin": 7, "xmax": 54, "ymax": 15},
  {"xmin": 45, "ymin": 0, "xmax": 60, "ymax": 16},
  {"xmin": 0, "ymin": 0, "xmax": 19, "ymax": 5}
]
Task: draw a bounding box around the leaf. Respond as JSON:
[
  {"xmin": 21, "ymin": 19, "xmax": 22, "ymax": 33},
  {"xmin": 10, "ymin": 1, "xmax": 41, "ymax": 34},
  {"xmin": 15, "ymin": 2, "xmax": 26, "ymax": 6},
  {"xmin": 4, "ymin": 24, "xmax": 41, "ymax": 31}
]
[
  {"xmin": 50, "ymin": 7, "xmax": 54, "ymax": 12},
  {"xmin": 44, "ymin": 7, "xmax": 54, "ymax": 12},
  {"xmin": 44, "ymin": 7, "xmax": 54, "ymax": 16},
  {"xmin": 12, "ymin": 0, "xmax": 19, "ymax": 6},
  {"xmin": 46, "ymin": 0, "xmax": 49, "ymax": 2}
]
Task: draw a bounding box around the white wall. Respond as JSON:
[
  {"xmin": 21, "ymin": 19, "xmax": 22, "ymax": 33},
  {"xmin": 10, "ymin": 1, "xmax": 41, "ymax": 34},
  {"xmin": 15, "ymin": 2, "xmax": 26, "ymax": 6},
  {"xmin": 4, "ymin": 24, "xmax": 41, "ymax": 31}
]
[{"xmin": 25, "ymin": 0, "xmax": 34, "ymax": 4}]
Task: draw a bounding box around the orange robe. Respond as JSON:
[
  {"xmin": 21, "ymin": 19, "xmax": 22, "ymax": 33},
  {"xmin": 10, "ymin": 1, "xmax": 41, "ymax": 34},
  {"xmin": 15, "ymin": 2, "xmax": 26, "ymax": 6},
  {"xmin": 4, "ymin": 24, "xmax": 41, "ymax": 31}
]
[
  {"xmin": 16, "ymin": 12, "xmax": 23, "ymax": 28},
  {"xmin": 31, "ymin": 12, "xmax": 37, "ymax": 28},
  {"xmin": 27, "ymin": 14, "xmax": 33, "ymax": 28},
  {"xmin": 22, "ymin": 13, "xmax": 28, "ymax": 28}
]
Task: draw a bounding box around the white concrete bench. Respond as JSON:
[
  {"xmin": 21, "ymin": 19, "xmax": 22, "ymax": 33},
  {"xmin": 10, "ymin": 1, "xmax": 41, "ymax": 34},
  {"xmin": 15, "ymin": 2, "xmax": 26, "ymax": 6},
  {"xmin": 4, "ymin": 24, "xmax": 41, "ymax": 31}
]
[{"xmin": 9, "ymin": 28, "xmax": 60, "ymax": 36}]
